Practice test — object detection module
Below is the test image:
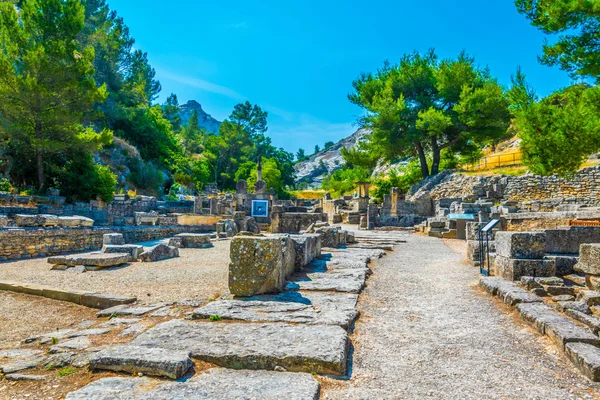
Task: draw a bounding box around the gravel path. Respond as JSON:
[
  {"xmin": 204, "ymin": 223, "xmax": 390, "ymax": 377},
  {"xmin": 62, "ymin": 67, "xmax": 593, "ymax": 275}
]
[
  {"xmin": 0, "ymin": 241, "xmax": 231, "ymax": 304},
  {"xmin": 323, "ymin": 232, "xmax": 600, "ymax": 399}
]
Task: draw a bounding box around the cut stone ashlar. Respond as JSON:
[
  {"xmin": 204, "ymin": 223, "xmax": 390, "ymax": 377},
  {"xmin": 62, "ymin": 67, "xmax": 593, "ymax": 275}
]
[
  {"xmin": 65, "ymin": 368, "xmax": 321, "ymax": 400},
  {"xmin": 129, "ymin": 319, "xmax": 348, "ymax": 376},
  {"xmin": 575, "ymin": 243, "xmax": 600, "ymax": 275},
  {"xmin": 495, "ymin": 231, "xmax": 546, "ymax": 260},
  {"xmin": 89, "ymin": 345, "xmax": 193, "ymax": 379},
  {"xmin": 48, "ymin": 252, "xmax": 130, "ymax": 270}
]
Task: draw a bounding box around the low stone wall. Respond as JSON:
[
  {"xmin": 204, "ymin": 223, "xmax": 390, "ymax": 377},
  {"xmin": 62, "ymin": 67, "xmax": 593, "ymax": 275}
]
[
  {"xmin": 503, "ymin": 211, "xmax": 600, "ymax": 231},
  {"xmin": 0, "ymin": 225, "xmax": 213, "ymax": 261},
  {"xmin": 271, "ymin": 212, "xmax": 324, "ymax": 233}
]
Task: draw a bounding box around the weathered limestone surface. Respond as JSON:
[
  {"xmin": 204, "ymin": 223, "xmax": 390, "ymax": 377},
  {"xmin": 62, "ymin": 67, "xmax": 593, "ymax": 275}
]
[
  {"xmin": 66, "ymin": 369, "xmax": 320, "ymax": 400},
  {"xmin": 0, "ymin": 355, "xmax": 46, "ymax": 374},
  {"xmin": 102, "ymin": 244, "xmax": 143, "ymax": 261},
  {"xmin": 192, "ymin": 291, "xmax": 359, "ymax": 328},
  {"xmin": 169, "ymin": 233, "xmax": 213, "ymax": 248},
  {"xmin": 229, "ymin": 235, "xmax": 295, "ymax": 296},
  {"xmin": 285, "ymin": 266, "xmax": 368, "ymax": 293},
  {"xmin": 287, "ymin": 234, "xmax": 321, "ymax": 268},
  {"xmin": 495, "ymin": 232, "xmax": 546, "ymax": 259},
  {"xmin": 48, "ymin": 252, "xmax": 130, "ymax": 269},
  {"xmin": 130, "ymin": 319, "xmax": 348, "ymax": 375},
  {"xmin": 575, "ymin": 243, "xmax": 600, "ymax": 275},
  {"xmin": 89, "ymin": 345, "xmax": 193, "ymax": 379},
  {"xmin": 565, "ymin": 342, "xmax": 600, "ymax": 381},
  {"xmin": 103, "ymin": 233, "xmax": 125, "ymax": 245},
  {"xmin": 494, "ymin": 256, "xmax": 556, "ymax": 281},
  {"xmin": 97, "ymin": 303, "xmax": 167, "ymax": 317},
  {"xmin": 139, "ymin": 244, "xmax": 179, "ymax": 262}
]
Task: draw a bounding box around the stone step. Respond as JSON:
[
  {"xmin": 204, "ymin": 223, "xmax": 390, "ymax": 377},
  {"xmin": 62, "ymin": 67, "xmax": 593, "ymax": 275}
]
[
  {"xmin": 192, "ymin": 291, "xmax": 359, "ymax": 329},
  {"xmin": 66, "ymin": 368, "xmax": 320, "ymax": 400},
  {"xmin": 565, "ymin": 343, "xmax": 600, "ymax": 381},
  {"xmin": 129, "ymin": 319, "xmax": 348, "ymax": 375},
  {"xmin": 89, "ymin": 345, "xmax": 193, "ymax": 379}
]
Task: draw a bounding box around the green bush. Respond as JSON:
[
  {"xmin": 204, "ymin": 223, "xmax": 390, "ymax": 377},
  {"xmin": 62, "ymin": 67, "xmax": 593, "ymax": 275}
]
[
  {"xmin": 55, "ymin": 155, "xmax": 117, "ymax": 203},
  {"xmin": 321, "ymin": 166, "xmax": 371, "ymax": 197},
  {"xmin": 126, "ymin": 158, "xmax": 165, "ymax": 196},
  {"xmin": 0, "ymin": 178, "xmax": 11, "ymax": 192}
]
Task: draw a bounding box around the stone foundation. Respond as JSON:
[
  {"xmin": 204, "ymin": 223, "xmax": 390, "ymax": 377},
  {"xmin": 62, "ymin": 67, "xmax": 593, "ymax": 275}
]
[{"xmin": 0, "ymin": 225, "xmax": 213, "ymax": 261}]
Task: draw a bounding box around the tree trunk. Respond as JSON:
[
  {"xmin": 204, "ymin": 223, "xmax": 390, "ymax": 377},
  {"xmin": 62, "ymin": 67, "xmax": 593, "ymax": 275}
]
[
  {"xmin": 430, "ymin": 137, "xmax": 441, "ymax": 176},
  {"xmin": 35, "ymin": 119, "xmax": 44, "ymax": 190},
  {"xmin": 415, "ymin": 142, "xmax": 430, "ymax": 178}
]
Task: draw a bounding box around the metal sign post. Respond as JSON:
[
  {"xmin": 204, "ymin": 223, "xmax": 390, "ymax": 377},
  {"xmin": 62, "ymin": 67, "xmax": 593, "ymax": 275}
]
[{"xmin": 478, "ymin": 219, "xmax": 500, "ymax": 276}]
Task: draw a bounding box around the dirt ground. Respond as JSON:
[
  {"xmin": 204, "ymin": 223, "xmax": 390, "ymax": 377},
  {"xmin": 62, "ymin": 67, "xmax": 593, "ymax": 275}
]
[
  {"xmin": 0, "ymin": 291, "xmax": 98, "ymax": 349},
  {"xmin": 0, "ymin": 240, "xmax": 231, "ymax": 305}
]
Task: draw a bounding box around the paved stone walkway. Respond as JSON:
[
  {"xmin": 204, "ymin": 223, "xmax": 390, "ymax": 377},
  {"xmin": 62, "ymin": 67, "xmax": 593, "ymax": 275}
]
[{"xmin": 324, "ymin": 232, "xmax": 600, "ymax": 399}]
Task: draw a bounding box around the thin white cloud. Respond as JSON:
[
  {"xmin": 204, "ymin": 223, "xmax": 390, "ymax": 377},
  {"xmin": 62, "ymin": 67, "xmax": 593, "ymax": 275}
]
[
  {"xmin": 156, "ymin": 68, "xmax": 245, "ymax": 101},
  {"xmin": 229, "ymin": 22, "xmax": 248, "ymax": 29}
]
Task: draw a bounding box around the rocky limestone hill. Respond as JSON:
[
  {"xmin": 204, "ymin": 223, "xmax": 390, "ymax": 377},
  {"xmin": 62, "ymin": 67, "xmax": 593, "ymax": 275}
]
[
  {"xmin": 295, "ymin": 128, "xmax": 370, "ymax": 188},
  {"xmin": 179, "ymin": 100, "xmax": 221, "ymax": 133}
]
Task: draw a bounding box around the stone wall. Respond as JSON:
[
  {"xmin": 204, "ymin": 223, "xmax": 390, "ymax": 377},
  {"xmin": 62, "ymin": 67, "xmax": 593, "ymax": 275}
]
[
  {"xmin": 0, "ymin": 225, "xmax": 213, "ymax": 261},
  {"xmin": 271, "ymin": 212, "xmax": 324, "ymax": 233}
]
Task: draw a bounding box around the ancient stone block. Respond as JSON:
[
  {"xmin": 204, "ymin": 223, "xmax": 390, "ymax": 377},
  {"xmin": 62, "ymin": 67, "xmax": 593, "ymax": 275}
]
[
  {"xmin": 316, "ymin": 226, "xmax": 340, "ymax": 248},
  {"xmin": 103, "ymin": 233, "xmax": 125, "ymax": 245},
  {"xmin": 80, "ymin": 293, "xmax": 137, "ymax": 309},
  {"xmin": 47, "ymin": 252, "xmax": 130, "ymax": 269},
  {"xmin": 139, "ymin": 244, "xmax": 179, "ymax": 262},
  {"xmin": 495, "ymin": 231, "xmax": 546, "ymax": 259},
  {"xmin": 216, "ymin": 219, "xmax": 238, "ymax": 237},
  {"xmin": 545, "ymin": 317, "xmax": 600, "ymax": 349},
  {"xmin": 65, "ymin": 369, "xmax": 320, "ymax": 400},
  {"xmin": 543, "ymin": 227, "xmax": 600, "ymax": 255},
  {"xmin": 15, "ymin": 214, "xmax": 36, "ymax": 227},
  {"xmin": 35, "ymin": 214, "xmax": 59, "ymax": 227},
  {"xmin": 545, "ymin": 254, "xmax": 579, "ymax": 276},
  {"xmin": 192, "ymin": 291, "xmax": 358, "ymax": 328},
  {"xmin": 130, "ymin": 319, "xmax": 348, "ymax": 375},
  {"xmin": 575, "ymin": 243, "xmax": 600, "ymax": 275},
  {"xmin": 169, "ymin": 233, "xmax": 212, "ymax": 248},
  {"xmin": 102, "ymin": 244, "xmax": 143, "ymax": 262},
  {"xmin": 494, "ymin": 255, "xmax": 556, "ymax": 281},
  {"xmin": 229, "ymin": 235, "xmax": 295, "ymax": 296},
  {"xmin": 288, "ymin": 234, "xmax": 321, "ymax": 268},
  {"xmin": 89, "ymin": 345, "xmax": 193, "ymax": 379},
  {"xmin": 566, "ymin": 342, "xmax": 600, "ymax": 381}
]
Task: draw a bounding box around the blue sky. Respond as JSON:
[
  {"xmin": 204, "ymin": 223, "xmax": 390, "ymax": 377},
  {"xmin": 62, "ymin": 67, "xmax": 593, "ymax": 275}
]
[{"xmin": 110, "ymin": 0, "xmax": 572, "ymax": 154}]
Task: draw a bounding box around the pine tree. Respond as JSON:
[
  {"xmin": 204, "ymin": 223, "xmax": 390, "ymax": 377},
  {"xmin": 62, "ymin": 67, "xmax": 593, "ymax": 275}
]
[{"xmin": 0, "ymin": 0, "xmax": 110, "ymax": 190}]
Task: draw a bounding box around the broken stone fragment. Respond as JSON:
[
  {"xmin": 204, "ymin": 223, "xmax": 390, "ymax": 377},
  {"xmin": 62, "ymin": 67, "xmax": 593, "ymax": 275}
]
[
  {"xmin": 139, "ymin": 244, "xmax": 179, "ymax": 262},
  {"xmin": 103, "ymin": 233, "xmax": 125, "ymax": 245},
  {"xmin": 89, "ymin": 345, "xmax": 193, "ymax": 379},
  {"xmin": 102, "ymin": 244, "xmax": 143, "ymax": 261}
]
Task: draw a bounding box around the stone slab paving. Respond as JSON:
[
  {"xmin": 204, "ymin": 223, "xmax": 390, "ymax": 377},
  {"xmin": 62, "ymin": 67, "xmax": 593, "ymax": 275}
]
[
  {"xmin": 90, "ymin": 345, "xmax": 193, "ymax": 379},
  {"xmin": 66, "ymin": 368, "xmax": 320, "ymax": 400},
  {"xmin": 192, "ymin": 290, "xmax": 359, "ymax": 328},
  {"xmin": 323, "ymin": 230, "xmax": 600, "ymax": 399},
  {"xmin": 129, "ymin": 319, "xmax": 348, "ymax": 375},
  {"xmin": 285, "ymin": 267, "xmax": 368, "ymax": 293}
]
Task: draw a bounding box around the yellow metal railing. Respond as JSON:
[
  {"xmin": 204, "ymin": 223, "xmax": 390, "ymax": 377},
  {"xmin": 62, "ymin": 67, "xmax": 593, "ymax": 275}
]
[{"xmin": 463, "ymin": 150, "xmax": 523, "ymax": 171}]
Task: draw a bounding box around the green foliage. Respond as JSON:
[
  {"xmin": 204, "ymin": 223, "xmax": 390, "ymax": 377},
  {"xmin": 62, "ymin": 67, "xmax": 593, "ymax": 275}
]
[
  {"xmin": 209, "ymin": 314, "xmax": 222, "ymax": 322},
  {"xmin": 296, "ymin": 148, "xmax": 306, "ymax": 162},
  {"xmin": 314, "ymin": 145, "xmax": 320, "ymax": 154},
  {"xmin": 349, "ymin": 50, "xmax": 512, "ymax": 179},
  {"xmin": 324, "ymin": 141, "xmax": 335, "ymax": 150},
  {"xmin": 321, "ymin": 167, "xmax": 371, "ymax": 197},
  {"xmin": 126, "ymin": 158, "xmax": 165, "ymax": 196},
  {"xmin": 0, "ymin": 0, "xmax": 111, "ymax": 190},
  {"xmin": 55, "ymin": 154, "xmax": 117, "ymax": 203},
  {"xmin": 511, "ymin": 80, "xmax": 600, "ymax": 176},
  {"xmin": 0, "ymin": 178, "xmax": 11, "ymax": 193},
  {"xmin": 58, "ymin": 367, "xmax": 77, "ymax": 377},
  {"xmin": 515, "ymin": 0, "xmax": 600, "ymax": 81}
]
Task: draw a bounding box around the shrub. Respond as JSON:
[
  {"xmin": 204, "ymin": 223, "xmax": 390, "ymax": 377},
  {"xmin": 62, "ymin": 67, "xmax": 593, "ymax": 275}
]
[
  {"xmin": 0, "ymin": 178, "xmax": 11, "ymax": 192},
  {"xmin": 55, "ymin": 155, "xmax": 117, "ymax": 203}
]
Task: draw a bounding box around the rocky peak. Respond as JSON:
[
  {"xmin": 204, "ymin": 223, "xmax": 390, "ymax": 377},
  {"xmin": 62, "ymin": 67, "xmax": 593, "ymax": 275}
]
[{"xmin": 179, "ymin": 100, "xmax": 221, "ymax": 134}]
